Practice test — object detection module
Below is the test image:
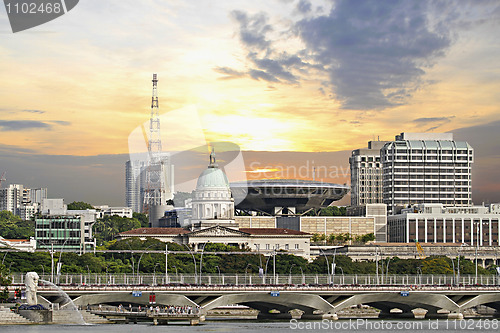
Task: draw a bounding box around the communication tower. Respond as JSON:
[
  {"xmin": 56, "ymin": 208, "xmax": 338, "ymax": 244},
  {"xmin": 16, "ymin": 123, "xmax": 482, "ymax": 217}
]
[{"xmin": 143, "ymin": 74, "xmax": 166, "ymax": 213}]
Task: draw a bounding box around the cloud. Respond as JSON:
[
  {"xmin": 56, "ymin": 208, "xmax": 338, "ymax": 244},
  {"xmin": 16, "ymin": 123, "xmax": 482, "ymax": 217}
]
[
  {"xmin": 217, "ymin": 10, "xmax": 312, "ymax": 84},
  {"xmin": 0, "ymin": 120, "xmax": 52, "ymax": 131},
  {"xmin": 0, "ymin": 119, "xmax": 71, "ymax": 131},
  {"xmin": 413, "ymin": 116, "xmax": 455, "ymax": 131},
  {"xmin": 213, "ymin": 66, "xmax": 245, "ymax": 80},
  {"xmin": 22, "ymin": 109, "xmax": 46, "ymax": 114},
  {"xmin": 296, "ymin": 0, "xmax": 312, "ymax": 14},
  {"xmin": 296, "ymin": 0, "xmax": 452, "ymax": 110}
]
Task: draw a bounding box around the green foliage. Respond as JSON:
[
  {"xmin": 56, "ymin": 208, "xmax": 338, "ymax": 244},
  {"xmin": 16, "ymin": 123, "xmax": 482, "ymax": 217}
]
[
  {"xmin": 0, "ymin": 263, "xmax": 12, "ymax": 286},
  {"xmin": 319, "ymin": 206, "xmax": 346, "ymax": 216},
  {"xmin": 0, "ymin": 286, "xmax": 9, "ymax": 302},
  {"xmin": 0, "ymin": 210, "xmax": 34, "ymax": 239},
  {"xmin": 93, "ymin": 215, "xmax": 141, "ymax": 245},
  {"xmin": 67, "ymin": 201, "xmax": 94, "ymax": 210},
  {"xmin": 133, "ymin": 212, "xmax": 149, "ymax": 228}
]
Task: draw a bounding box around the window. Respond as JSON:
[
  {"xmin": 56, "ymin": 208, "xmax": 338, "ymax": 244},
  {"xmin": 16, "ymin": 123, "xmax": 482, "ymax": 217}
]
[
  {"xmin": 295, "ymin": 244, "xmax": 299, "ymax": 250},
  {"xmin": 266, "ymin": 244, "xmax": 270, "ymax": 250},
  {"xmin": 275, "ymin": 244, "xmax": 280, "ymax": 250},
  {"xmin": 255, "ymin": 244, "xmax": 260, "ymax": 250},
  {"xmin": 285, "ymin": 244, "xmax": 289, "ymax": 250}
]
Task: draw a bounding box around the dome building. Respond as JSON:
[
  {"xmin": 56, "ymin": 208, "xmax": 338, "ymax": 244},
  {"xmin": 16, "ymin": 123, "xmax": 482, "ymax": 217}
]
[{"xmin": 190, "ymin": 149, "xmax": 236, "ymax": 229}]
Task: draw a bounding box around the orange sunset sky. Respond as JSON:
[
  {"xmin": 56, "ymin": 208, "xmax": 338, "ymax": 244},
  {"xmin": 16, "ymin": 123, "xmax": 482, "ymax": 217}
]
[{"xmin": 0, "ymin": 1, "xmax": 499, "ymax": 205}]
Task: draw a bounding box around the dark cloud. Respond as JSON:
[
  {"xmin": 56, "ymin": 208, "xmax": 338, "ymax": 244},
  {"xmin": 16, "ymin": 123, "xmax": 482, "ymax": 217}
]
[
  {"xmin": 296, "ymin": 0, "xmax": 452, "ymax": 109},
  {"xmin": 0, "ymin": 120, "xmax": 52, "ymax": 131},
  {"xmin": 217, "ymin": 10, "xmax": 313, "ymax": 84},
  {"xmin": 231, "ymin": 10, "xmax": 272, "ymax": 51},
  {"xmin": 296, "ymin": 0, "xmax": 311, "ymax": 14},
  {"xmin": 50, "ymin": 120, "xmax": 71, "ymax": 126},
  {"xmin": 22, "ymin": 109, "xmax": 46, "ymax": 114},
  {"xmin": 213, "ymin": 66, "xmax": 245, "ymax": 80},
  {"xmin": 0, "ymin": 119, "xmax": 71, "ymax": 131},
  {"xmin": 413, "ymin": 116, "xmax": 455, "ymax": 131}
]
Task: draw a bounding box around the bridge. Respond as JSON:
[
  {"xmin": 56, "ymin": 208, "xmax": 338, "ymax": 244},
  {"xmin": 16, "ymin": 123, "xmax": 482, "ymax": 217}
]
[{"xmin": 9, "ymin": 273, "xmax": 499, "ymax": 321}]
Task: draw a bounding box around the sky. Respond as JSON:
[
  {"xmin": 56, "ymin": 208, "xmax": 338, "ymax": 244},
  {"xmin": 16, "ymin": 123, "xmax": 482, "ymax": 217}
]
[{"xmin": 0, "ymin": 0, "xmax": 499, "ymax": 205}]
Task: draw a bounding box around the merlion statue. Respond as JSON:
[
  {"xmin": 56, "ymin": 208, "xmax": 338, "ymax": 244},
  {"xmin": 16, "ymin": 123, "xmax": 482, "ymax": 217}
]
[{"xmin": 25, "ymin": 272, "xmax": 39, "ymax": 305}]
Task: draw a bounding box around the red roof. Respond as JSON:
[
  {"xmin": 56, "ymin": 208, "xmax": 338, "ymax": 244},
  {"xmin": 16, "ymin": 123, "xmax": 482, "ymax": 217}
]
[
  {"xmin": 239, "ymin": 228, "xmax": 310, "ymax": 236},
  {"xmin": 119, "ymin": 228, "xmax": 189, "ymax": 235}
]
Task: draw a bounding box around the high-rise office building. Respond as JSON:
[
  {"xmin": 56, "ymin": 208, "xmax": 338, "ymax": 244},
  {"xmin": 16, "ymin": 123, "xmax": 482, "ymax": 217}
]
[
  {"xmin": 349, "ymin": 140, "xmax": 388, "ymax": 206},
  {"xmin": 0, "ymin": 184, "xmax": 23, "ymax": 215},
  {"xmin": 381, "ymin": 133, "xmax": 473, "ymax": 215},
  {"xmin": 125, "ymin": 153, "xmax": 174, "ymax": 213}
]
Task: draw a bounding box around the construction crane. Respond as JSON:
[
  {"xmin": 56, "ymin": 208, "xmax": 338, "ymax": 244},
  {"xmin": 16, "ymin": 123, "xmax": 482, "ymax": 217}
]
[
  {"xmin": 414, "ymin": 239, "xmax": 426, "ymax": 259},
  {"xmin": 0, "ymin": 172, "xmax": 5, "ymax": 188}
]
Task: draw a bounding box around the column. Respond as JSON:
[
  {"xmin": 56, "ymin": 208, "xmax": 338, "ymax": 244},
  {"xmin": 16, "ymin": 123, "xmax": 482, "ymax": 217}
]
[
  {"xmin": 489, "ymin": 218, "xmax": 492, "ymax": 246},
  {"xmin": 452, "ymin": 218, "xmax": 456, "ymax": 244},
  {"xmin": 424, "ymin": 218, "xmax": 428, "ymax": 243},
  {"xmin": 443, "ymin": 218, "xmax": 446, "ymax": 243}
]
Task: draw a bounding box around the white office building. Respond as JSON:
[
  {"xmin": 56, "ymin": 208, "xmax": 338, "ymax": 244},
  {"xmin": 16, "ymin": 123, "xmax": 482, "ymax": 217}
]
[
  {"xmin": 388, "ymin": 203, "xmax": 500, "ymax": 246},
  {"xmin": 349, "ymin": 140, "xmax": 388, "ymax": 206},
  {"xmin": 381, "ymin": 133, "xmax": 473, "ymax": 214}
]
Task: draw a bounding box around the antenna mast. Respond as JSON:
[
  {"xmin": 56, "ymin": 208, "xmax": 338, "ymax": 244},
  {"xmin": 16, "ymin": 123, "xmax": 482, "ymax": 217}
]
[{"xmin": 143, "ymin": 74, "xmax": 165, "ymax": 213}]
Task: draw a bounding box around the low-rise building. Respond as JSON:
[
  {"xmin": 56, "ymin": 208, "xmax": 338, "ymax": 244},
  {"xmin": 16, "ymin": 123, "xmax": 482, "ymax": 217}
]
[
  {"xmin": 94, "ymin": 206, "xmax": 133, "ymax": 219},
  {"xmin": 117, "ymin": 225, "xmax": 312, "ymax": 259},
  {"xmin": 387, "ymin": 203, "xmax": 500, "ymax": 246},
  {"xmin": 35, "ymin": 200, "xmax": 96, "ymax": 252}
]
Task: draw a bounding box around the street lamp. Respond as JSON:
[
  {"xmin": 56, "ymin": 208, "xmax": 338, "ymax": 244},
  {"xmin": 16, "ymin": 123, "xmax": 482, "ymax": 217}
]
[
  {"xmin": 288, "ymin": 264, "xmax": 296, "ymax": 284},
  {"xmin": 215, "ymin": 265, "xmax": 221, "ymax": 284},
  {"xmin": 172, "ymin": 265, "xmax": 179, "ymax": 281},
  {"xmin": 86, "ymin": 265, "xmax": 91, "ymax": 285},
  {"xmin": 318, "ymin": 248, "xmax": 331, "ymax": 284},
  {"xmin": 136, "ymin": 243, "xmax": 157, "ymax": 281},
  {"xmin": 182, "ymin": 244, "xmax": 197, "ymax": 284},
  {"xmin": 338, "ymin": 266, "xmax": 345, "ymax": 285},
  {"xmin": 153, "ymin": 263, "xmax": 160, "ymax": 286},
  {"xmin": 245, "ymin": 264, "xmax": 252, "ymax": 285},
  {"xmin": 40, "ymin": 264, "xmax": 45, "ymax": 278},
  {"xmin": 199, "ymin": 242, "xmax": 209, "ymax": 285}
]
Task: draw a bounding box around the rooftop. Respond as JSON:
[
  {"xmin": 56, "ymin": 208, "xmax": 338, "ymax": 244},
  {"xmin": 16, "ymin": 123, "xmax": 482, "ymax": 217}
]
[{"xmin": 119, "ymin": 228, "xmax": 190, "ymax": 235}]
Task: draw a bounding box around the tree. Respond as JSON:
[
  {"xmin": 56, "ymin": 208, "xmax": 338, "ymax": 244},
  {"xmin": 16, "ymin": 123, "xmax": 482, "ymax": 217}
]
[
  {"xmin": 0, "ymin": 263, "xmax": 12, "ymax": 286},
  {"xmin": 319, "ymin": 206, "xmax": 346, "ymax": 216},
  {"xmin": 0, "ymin": 211, "xmax": 34, "ymax": 239},
  {"xmin": 133, "ymin": 212, "xmax": 149, "ymax": 228},
  {"xmin": 93, "ymin": 215, "xmax": 141, "ymax": 244},
  {"xmin": 67, "ymin": 201, "xmax": 94, "ymax": 210}
]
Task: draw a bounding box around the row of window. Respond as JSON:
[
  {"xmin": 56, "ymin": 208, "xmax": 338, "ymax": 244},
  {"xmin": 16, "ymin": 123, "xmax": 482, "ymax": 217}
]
[{"xmin": 255, "ymin": 244, "xmax": 300, "ymax": 250}]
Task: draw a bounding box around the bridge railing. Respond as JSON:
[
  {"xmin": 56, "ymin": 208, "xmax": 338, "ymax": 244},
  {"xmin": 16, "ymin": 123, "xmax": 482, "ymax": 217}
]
[{"xmin": 9, "ymin": 273, "xmax": 500, "ymax": 287}]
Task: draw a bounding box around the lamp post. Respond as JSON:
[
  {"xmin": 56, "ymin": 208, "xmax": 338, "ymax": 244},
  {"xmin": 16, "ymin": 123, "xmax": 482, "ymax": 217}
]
[
  {"xmin": 288, "ymin": 264, "xmax": 296, "ymax": 284},
  {"xmin": 153, "ymin": 263, "xmax": 160, "ymax": 286},
  {"xmin": 172, "ymin": 265, "xmax": 178, "ymax": 281},
  {"xmin": 199, "ymin": 242, "xmax": 209, "ymax": 285},
  {"xmin": 136, "ymin": 244, "xmax": 157, "ymax": 281},
  {"xmin": 86, "ymin": 265, "xmax": 91, "ymax": 285},
  {"xmin": 245, "ymin": 264, "xmax": 252, "ymax": 285},
  {"xmin": 457, "ymin": 243, "xmax": 466, "ymax": 286},
  {"xmin": 375, "ymin": 246, "xmax": 380, "ymax": 285},
  {"xmin": 215, "ymin": 265, "xmax": 221, "ymax": 284},
  {"xmin": 338, "ymin": 266, "xmax": 344, "ymax": 285},
  {"xmin": 182, "ymin": 244, "xmax": 197, "ymax": 284},
  {"xmin": 319, "ymin": 248, "xmax": 331, "ymax": 284}
]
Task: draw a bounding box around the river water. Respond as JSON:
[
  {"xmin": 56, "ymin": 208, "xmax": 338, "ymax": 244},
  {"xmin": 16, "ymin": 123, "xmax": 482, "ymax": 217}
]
[{"xmin": 0, "ymin": 319, "xmax": 498, "ymax": 332}]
